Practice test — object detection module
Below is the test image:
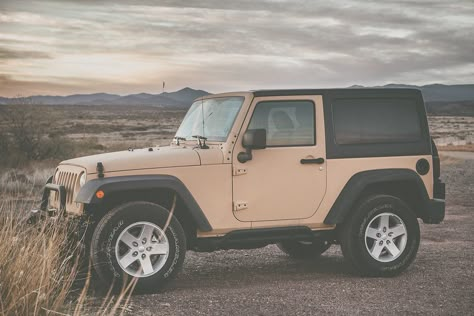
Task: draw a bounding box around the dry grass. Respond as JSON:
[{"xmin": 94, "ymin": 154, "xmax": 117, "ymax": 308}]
[
  {"xmin": 0, "ymin": 197, "xmax": 82, "ymax": 315},
  {"xmin": 0, "ymin": 187, "xmax": 136, "ymax": 315}
]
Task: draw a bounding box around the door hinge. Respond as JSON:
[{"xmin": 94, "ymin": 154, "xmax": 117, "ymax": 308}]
[
  {"xmin": 233, "ymin": 201, "xmax": 248, "ymax": 211},
  {"xmin": 233, "ymin": 167, "xmax": 247, "ymax": 176}
]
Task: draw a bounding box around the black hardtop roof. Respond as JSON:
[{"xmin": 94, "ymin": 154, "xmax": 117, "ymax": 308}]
[{"xmin": 252, "ymin": 88, "xmax": 422, "ymax": 98}]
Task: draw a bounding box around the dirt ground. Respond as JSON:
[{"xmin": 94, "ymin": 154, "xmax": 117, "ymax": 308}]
[{"xmin": 107, "ymin": 152, "xmax": 473, "ymax": 315}]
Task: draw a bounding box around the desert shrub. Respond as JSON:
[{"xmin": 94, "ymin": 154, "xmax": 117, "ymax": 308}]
[
  {"xmin": 0, "ymin": 99, "xmax": 75, "ymax": 167},
  {"xmin": 73, "ymin": 137, "xmax": 106, "ymax": 154},
  {"xmin": 0, "ymin": 167, "xmax": 54, "ymax": 195}
]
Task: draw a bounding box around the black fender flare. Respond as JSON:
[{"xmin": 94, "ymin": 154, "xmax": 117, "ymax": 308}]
[
  {"xmin": 75, "ymin": 175, "xmax": 212, "ymax": 232},
  {"xmin": 323, "ymin": 168, "xmax": 430, "ymax": 225}
]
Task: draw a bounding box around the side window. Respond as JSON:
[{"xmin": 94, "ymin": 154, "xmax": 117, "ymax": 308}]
[
  {"xmin": 332, "ymin": 98, "xmax": 422, "ymax": 145},
  {"xmin": 248, "ymin": 100, "xmax": 315, "ymax": 147}
]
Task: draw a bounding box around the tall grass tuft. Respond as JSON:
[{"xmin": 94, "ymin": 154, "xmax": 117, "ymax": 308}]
[
  {"xmin": 0, "ymin": 199, "xmax": 82, "ymax": 315},
  {"xmin": 0, "ymin": 176, "xmax": 136, "ymax": 315}
]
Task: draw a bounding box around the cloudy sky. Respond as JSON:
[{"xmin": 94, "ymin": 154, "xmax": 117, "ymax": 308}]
[{"xmin": 0, "ymin": 0, "xmax": 473, "ymax": 97}]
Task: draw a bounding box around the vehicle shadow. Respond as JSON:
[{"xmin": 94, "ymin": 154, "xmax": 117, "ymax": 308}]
[{"xmin": 166, "ymin": 246, "xmax": 354, "ymax": 292}]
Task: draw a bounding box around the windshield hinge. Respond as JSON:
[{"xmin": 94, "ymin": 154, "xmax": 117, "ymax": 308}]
[
  {"xmin": 233, "ymin": 167, "xmax": 247, "ymax": 176},
  {"xmin": 233, "ymin": 201, "xmax": 248, "ymax": 211}
]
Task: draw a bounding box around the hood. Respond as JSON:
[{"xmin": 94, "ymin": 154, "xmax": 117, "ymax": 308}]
[{"xmin": 60, "ymin": 146, "xmax": 223, "ymax": 174}]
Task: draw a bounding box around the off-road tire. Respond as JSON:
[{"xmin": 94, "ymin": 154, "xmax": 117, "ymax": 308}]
[
  {"xmin": 90, "ymin": 201, "xmax": 186, "ymax": 292},
  {"xmin": 339, "ymin": 194, "xmax": 420, "ymax": 277},
  {"xmin": 277, "ymin": 240, "xmax": 331, "ymax": 259}
]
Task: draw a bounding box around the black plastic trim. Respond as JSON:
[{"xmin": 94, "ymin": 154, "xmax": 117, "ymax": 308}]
[
  {"xmin": 324, "ymin": 168, "xmax": 431, "ymax": 225},
  {"xmin": 300, "ymin": 157, "xmax": 325, "ymax": 164},
  {"xmin": 39, "ymin": 176, "xmax": 66, "ymax": 213},
  {"xmin": 431, "ymin": 138, "xmax": 441, "ymax": 180},
  {"xmin": 416, "ymin": 158, "xmax": 430, "ymax": 175},
  {"xmin": 76, "ymin": 175, "xmax": 212, "ymax": 232},
  {"xmin": 222, "ymin": 226, "xmax": 314, "ymax": 243},
  {"xmin": 425, "ymin": 198, "xmax": 445, "ymax": 224},
  {"xmin": 434, "ymin": 180, "xmax": 445, "ymax": 200},
  {"xmin": 194, "ymin": 226, "xmax": 335, "ymax": 251}
]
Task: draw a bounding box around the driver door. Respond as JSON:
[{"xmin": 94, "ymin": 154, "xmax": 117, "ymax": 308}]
[{"xmin": 232, "ymin": 95, "xmax": 327, "ymax": 222}]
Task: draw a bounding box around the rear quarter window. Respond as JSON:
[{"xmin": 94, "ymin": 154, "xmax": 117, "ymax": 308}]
[{"xmin": 332, "ymin": 98, "xmax": 422, "ymax": 145}]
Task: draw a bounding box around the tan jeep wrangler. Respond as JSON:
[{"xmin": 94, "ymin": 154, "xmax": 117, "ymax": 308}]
[{"xmin": 34, "ymin": 89, "xmax": 445, "ymax": 290}]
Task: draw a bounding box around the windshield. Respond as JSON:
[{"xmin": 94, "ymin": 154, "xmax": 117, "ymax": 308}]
[{"xmin": 175, "ymin": 96, "xmax": 244, "ymax": 142}]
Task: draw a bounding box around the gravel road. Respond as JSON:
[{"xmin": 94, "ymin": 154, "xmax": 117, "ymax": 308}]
[{"xmin": 123, "ymin": 152, "xmax": 474, "ymax": 315}]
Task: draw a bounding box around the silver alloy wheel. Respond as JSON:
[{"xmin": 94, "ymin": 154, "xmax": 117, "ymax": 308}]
[
  {"xmin": 364, "ymin": 212, "xmax": 408, "ymax": 263},
  {"xmin": 115, "ymin": 221, "xmax": 170, "ymax": 278}
]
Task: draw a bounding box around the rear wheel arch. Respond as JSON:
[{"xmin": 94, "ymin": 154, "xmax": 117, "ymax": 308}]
[
  {"xmin": 357, "ymin": 180, "xmax": 427, "ymax": 219},
  {"xmin": 324, "ymin": 169, "xmax": 430, "ymax": 225}
]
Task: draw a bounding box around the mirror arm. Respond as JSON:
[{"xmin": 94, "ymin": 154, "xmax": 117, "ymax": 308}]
[{"xmin": 237, "ymin": 148, "xmax": 252, "ymax": 163}]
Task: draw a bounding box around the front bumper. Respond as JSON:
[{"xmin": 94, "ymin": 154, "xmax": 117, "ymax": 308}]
[
  {"xmin": 28, "ymin": 177, "xmax": 66, "ymax": 223},
  {"xmin": 423, "ymin": 180, "xmax": 445, "ymax": 224}
]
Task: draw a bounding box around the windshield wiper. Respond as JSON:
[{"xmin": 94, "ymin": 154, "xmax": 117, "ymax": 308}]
[
  {"xmin": 192, "ymin": 135, "xmax": 209, "ymax": 149},
  {"xmin": 174, "ymin": 136, "xmax": 187, "ymax": 146}
]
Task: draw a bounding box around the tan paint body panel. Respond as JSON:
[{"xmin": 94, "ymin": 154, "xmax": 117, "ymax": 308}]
[
  {"xmin": 61, "ymin": 146, "xmax": 201, "ymax": 174},
  {"xmin": 195, "ymin": 148, "xmax": 224, "ymax": 165},
  {"xmin": 232, "ymin": 95, "xmax": 327, "ymax": 222},
  {"xmin": 239, "ymin": 155, "xmax": 433, "ymax": 231},
  {"xmin": 299, "ymin": 154, "xmax": 433, "ymax": 226},
  {"xmin": 102, "ymin": 164, "xmax": 248, "ymax": 234}
]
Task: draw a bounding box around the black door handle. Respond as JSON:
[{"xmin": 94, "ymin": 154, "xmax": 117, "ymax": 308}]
[{"xmin": 300, "ymin": 157, "xmax": 325, "ymax": 164}]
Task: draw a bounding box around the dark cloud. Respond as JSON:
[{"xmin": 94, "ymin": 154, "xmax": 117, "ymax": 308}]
[
  {"xmin": 0, "ymin": 74, "xmax": 75, "ymax": 96},
  {"xmin": 0, "ymin": 48, "xmax": 51, "ymax": 60}
]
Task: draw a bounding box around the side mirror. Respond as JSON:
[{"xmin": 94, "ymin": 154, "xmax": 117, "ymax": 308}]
[
  {"xmin": 238, "ymin": 129, "xmax": 266, "ymax": 163},
  {"xmin": 242, "ymin": 129, "xmax": 266, "ymax": 149}
]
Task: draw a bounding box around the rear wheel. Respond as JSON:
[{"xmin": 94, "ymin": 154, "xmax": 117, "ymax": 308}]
[
  {"xmin": 339, "ymin": 195, "xmax": 420, "ymax": 276},
  {"xmin": 90, "ymin": 201, "xmax": 186, "ymax": 292},
  {"xmin": 277, "ymin": 239, "xmax": 331, "ymax": 259}
]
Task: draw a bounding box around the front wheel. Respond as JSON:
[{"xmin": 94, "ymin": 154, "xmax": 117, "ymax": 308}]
[
  {"xmin": 339, "ymin": 195, "xmax": 420, "ymax": 276},
  {"xmin": 90, "ymin": 201, "xmax": 186, "ymax": 292}
]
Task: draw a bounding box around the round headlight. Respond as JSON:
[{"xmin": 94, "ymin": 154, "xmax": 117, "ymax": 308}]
[{"xmin": 79, "ymin": 173, "xmax": 87, "ymax": 187}]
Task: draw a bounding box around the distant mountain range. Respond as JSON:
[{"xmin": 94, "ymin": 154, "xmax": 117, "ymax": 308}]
[
  {"xmin": 0, "ymin": 84, "xmax": 473, "ymax": 115},
  {"xmin": 0, "ymin": 87, "xmax": 210, "ymax": 108}
]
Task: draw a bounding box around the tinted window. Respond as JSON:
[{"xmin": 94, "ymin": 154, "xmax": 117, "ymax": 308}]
[
  {"xmin": 332, "ymin": 98, "xmax": 422, "ymax": 145},
  {"xmin": 248, "ymin": 100, "xmax": 315, "ymax": 146}
]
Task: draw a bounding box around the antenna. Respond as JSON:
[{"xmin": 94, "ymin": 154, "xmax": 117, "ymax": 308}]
[{"xmin": 201, "ymin": 98, "xmax": 205, "ymax": 138}]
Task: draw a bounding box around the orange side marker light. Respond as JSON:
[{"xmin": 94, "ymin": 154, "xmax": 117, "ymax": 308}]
[{"xmin": 96, "ymin": 190, "xmax": 105, "ymax": 199}]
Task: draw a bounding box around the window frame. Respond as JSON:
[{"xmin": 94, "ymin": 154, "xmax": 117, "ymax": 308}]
[{"xmin": 246, "ymin": 99, "xmax": 317, "ymax": 148}]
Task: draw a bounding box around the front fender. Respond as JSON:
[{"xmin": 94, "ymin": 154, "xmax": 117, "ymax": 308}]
[{"xmin": 75, "ymin": 175, "xmax": 212, "ymax": 232}]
